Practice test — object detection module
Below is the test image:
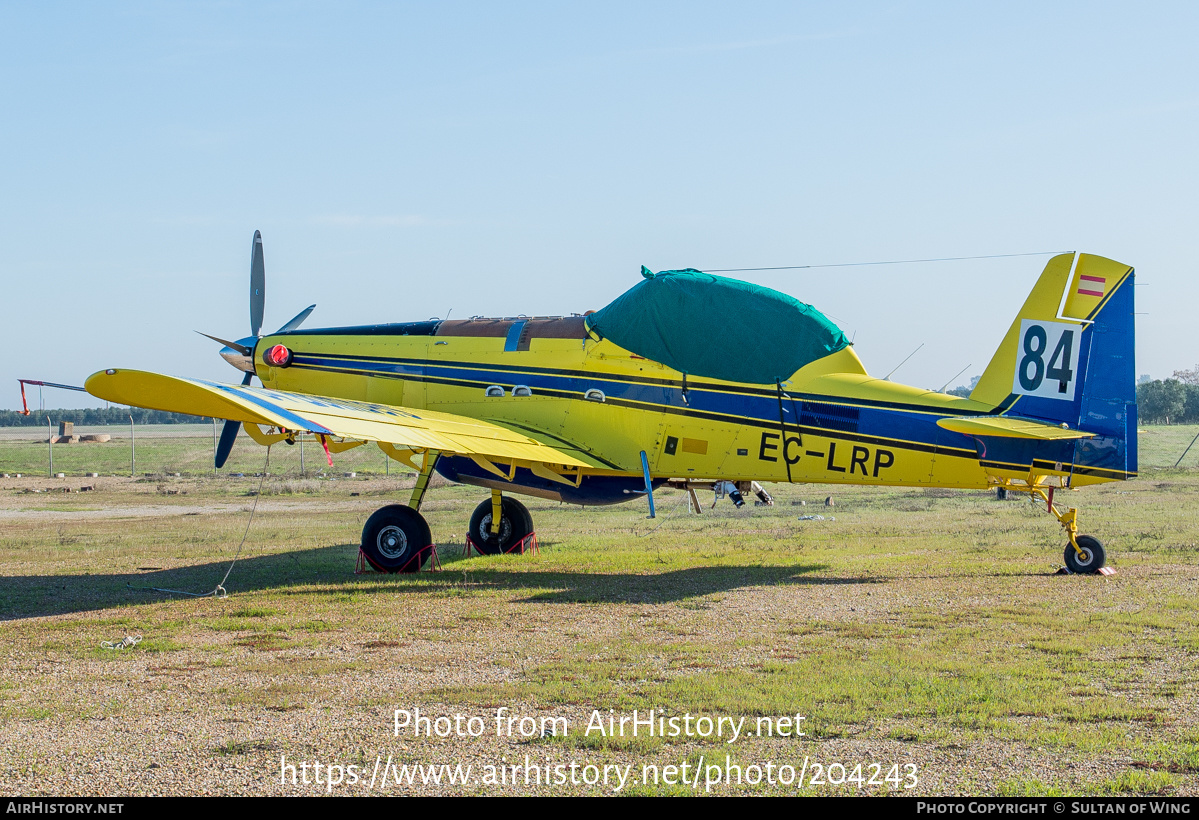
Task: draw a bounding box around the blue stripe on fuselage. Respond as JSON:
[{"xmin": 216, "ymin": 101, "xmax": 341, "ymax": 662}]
[{"xmin": 285, "ymin": 353, "xmax": 967, "ymax": 456}]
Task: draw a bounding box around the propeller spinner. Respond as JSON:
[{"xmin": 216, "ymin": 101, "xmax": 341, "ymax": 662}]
[{"xmin": 201, "ymin": 230, "xmax": 316, "ymax": 468}]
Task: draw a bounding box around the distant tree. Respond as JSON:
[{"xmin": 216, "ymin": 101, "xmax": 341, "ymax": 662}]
[
  {"xmin": 1137, "ymin": 379, "xmax": 1187, "ymax": 423},
  {"xmin": 1185, "ymin": 384, "xmax": 1199, "ymax": 423},
  {"xmin": 0, "ymin": 407, "xmax": 208, "ymax": 427},
  {"xmin": 1173, "ymin": 365, "xmax": 1199, "ymax": 385}
]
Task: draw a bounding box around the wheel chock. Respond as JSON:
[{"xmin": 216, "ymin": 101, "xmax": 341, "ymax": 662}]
[
  {"xmin": 463, "ymin": 532, "xmax": 538, "ymax": 557},
  {"xmin": 1054, "ymin": 565, "xmax": 1116, "ymax": 576},
  {"xmin": 355, "ymin": 544, "xmax": 441, "ymax": 574}
]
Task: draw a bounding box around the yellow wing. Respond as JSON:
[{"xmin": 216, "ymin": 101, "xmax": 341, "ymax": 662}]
[
  {"xmin": 479, "ymin": 418, "xmax": 620, "ymax": 471},
  {"xmin": 936, "ymin": 415, "xmax": 1096, "ymax": 440},
  {"xmin": 85, "ymin": 369, "xmax": 591, "ymax": 468}
]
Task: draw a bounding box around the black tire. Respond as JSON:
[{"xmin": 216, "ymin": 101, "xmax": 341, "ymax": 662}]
[
  {"xmin": 361, "ymin": 505, "xmax": 432, "ymax": 573},
  {"xmin": 1064, "ymin": 535, "xmax": 1106, "ymax": 574},
  {"xmin": 468, "ymin": 497, "xmax": 534, "ymax": 555}
]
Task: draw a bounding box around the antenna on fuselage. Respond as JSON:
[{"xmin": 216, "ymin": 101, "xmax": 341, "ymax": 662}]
[
  {"xmin": 883, "ymin": 343, "xmax": 924, "ymax": 381},
  {"xmin": 937, "ymin": 363, "xmax": 972, "ymax": 394}
]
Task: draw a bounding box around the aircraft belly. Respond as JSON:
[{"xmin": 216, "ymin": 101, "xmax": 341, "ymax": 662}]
[{"xmin": 435, "ymin": 456, "xmax": 653, "ymax": 506}]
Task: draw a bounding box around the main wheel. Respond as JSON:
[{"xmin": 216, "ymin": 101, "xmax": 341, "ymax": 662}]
[
  {"xmin": 468, "ymin": 497, "xmax": 534, "ymax": 555},
  {"xmin": 1064, "ymin": 535, "xmax": 1106, "ymax": 574},
  {"xmin": 361, "ymin": 505, "xmax": 432, "ymax": 573}
]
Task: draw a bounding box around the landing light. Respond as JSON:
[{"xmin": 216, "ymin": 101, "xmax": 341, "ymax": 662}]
[{"xmin": 264, "ymin": 344, "xmax": 292, "ymax": 367}]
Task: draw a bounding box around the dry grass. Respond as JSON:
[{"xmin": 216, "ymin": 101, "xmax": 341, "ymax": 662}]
[{"xmin": 0, "ymin": 429, "xmax": 1197, "ymax": 795}]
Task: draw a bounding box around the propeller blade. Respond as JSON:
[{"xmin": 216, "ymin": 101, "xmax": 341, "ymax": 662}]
[
  {"xmin": 275, "ymin": 304, "xmax": 316, "ymax": 334},
  {"xmin": 214, "ymin": 371, "xmax": 253, "ymax": 468},
  {"xmin": 195, "ymin": 331, "xmax": 252, "ymax": 357},
  {"xmin": 215, "ymin": 419, "xmax": 242, "ymax": 469},
  {"xmin": 250, "ymin": 230, "xmax": 265, "ymax": 338}
]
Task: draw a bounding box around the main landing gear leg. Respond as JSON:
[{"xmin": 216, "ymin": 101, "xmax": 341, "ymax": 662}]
[
  {"xmin": 1030, "ymin": 485, "xmax": 1107, "ymax": 574},
  {"xmin": 490, "ymin": 489, "xmax": 503, "ymax": 535},
  {"xmin": 467, "ymin": 490, "xmax": 535, "ymax": 555},
  {"xmin": 360, "ymin": 450, "xmax": 440, "ymax": 574}
]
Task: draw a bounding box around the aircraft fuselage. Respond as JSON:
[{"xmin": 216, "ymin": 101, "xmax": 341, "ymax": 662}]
[{"xmin": 253, "ymin": 314, "xmax": 1126, "ymax": 505}]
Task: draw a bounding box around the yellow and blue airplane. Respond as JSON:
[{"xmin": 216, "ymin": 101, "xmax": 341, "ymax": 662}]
[{"xmin": 85, "ymin": 233, "xmax": 1136, "ymax": 574}]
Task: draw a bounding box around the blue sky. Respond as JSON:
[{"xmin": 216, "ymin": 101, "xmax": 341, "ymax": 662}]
[{"xmin": 2, "ymin": 2, "xmax": 1196, "ymax": 409}]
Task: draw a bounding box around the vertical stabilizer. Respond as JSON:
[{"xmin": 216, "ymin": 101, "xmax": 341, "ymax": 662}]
[{"xmin": 970, "ymin": 253, "xmax": 1136, "ymax": 478}]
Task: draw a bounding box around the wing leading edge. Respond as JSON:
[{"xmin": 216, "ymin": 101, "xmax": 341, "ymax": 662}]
[{"xmin": 84, "ymin": 369, "xmax": 592, "ymax": 469}]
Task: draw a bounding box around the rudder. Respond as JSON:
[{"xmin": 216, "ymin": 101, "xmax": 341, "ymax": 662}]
[{"xmin": 970, "ymin": 253, "xmax": 1136, "ymax": 479}]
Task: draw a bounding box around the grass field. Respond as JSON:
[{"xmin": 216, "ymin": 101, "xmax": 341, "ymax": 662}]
[{"xmin": 1, "ymin": 426, "xmax": 1197, "ymax": 796}]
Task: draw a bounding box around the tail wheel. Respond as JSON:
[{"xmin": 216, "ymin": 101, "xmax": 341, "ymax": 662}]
[
  {"xmin": 1064, "ymin": 535, "xmax": 1106, "ymax": 574},
  {"xmin": 468, "ymin": 497, "xmax": 533, "ymax": 555},
  {"xmin": 361, "ymin": 504, "xmax": 432, "ymax": 573}
]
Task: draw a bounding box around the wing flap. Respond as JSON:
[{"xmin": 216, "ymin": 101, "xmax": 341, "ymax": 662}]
[
  {"xmin": 937, "ymin": 415, "xmax": 1096, "ymax": 440},
  {"xmin": 85, "ymin": 369, "xmax": 590, "ymax": 467}
]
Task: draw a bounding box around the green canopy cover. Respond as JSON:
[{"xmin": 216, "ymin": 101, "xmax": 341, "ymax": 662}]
[{"xmin": 586, "ymin": 267, "xmax": 850, "ymax": 385}]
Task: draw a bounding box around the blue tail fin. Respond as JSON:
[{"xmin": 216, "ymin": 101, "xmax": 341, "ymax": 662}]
[
  {"xmin": 971, "ymin": 253, "xmax": 1137, "ymax": 480},
  {"xmin": 1072, "ymin": 257, "xmax": 1137, "ymax": 478}
]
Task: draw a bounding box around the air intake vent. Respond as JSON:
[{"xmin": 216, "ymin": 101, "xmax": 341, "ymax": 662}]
[{"xmin": 799, "ymin": 401, "xmax": 859, "ymax": 433}]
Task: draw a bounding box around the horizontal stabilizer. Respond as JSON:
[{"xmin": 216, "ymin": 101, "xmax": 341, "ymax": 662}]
[
  {"xmin": 85, "ymin": 369, "xmax": 590, "ymax": 468},
  {"xmin": 936, "ymin": 415, "xmax": 1096, "ymax": 440}
]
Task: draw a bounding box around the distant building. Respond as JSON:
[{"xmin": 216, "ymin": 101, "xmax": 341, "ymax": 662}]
[{"xmin": 1138, "ymin": 374, "xmax": 1152, "ymax": 385}]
